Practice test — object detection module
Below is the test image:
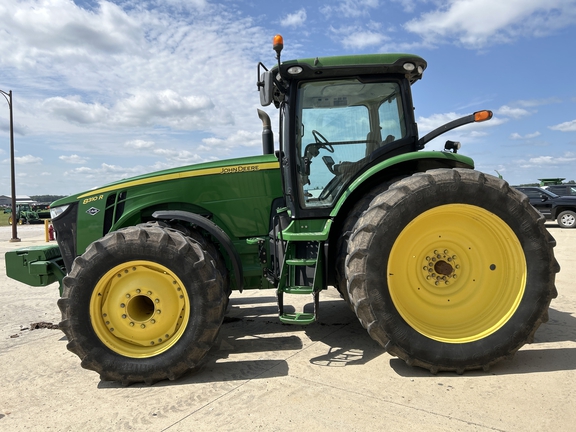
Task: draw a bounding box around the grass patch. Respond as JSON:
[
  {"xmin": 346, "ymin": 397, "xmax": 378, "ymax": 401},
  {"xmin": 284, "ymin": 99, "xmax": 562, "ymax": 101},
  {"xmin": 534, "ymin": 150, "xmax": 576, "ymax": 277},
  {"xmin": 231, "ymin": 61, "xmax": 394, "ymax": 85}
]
[{"xmin": 0, "ymin": 212, "xmax": 11, "ymax": 227}]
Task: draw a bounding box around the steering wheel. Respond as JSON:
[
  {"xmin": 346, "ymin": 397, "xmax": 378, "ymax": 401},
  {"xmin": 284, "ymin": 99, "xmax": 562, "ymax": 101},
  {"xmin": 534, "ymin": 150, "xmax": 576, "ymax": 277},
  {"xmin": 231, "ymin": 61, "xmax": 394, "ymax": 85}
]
[{"xmin": 311, "ymin": 130, "xmax": 335, "ymax": 153}]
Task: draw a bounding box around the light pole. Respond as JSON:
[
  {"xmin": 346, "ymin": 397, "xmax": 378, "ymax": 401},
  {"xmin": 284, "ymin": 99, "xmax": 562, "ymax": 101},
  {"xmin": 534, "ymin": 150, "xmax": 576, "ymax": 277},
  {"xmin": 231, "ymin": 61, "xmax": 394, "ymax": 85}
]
[{"xmin": 1, "ymin": 89, "xmax": 20, "ymax": 242}]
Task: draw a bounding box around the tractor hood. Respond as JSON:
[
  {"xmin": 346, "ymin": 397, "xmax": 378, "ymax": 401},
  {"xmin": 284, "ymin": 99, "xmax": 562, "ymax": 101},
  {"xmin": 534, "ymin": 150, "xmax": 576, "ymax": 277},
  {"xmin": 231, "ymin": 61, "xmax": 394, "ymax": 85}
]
[{"xmin": 51, "ymin": 154, "xmax": 280, "ymax": 209}]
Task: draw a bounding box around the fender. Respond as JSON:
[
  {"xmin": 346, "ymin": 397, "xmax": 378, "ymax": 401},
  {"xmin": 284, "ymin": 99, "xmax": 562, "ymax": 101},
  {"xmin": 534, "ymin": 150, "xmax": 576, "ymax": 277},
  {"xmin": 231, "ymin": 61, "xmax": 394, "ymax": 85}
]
[
  {"xmin": 152, "ymin": 210, "xmax": 244, "ymax": 292},
  {"xmin": 330, "ymin": 151, "xmax": 475, "ymax": 217}
]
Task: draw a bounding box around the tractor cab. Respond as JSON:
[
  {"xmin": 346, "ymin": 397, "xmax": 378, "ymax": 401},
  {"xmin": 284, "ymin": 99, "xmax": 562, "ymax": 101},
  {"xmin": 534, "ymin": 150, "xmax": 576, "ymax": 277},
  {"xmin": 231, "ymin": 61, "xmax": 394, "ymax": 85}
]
[{"xmin": 258, "ymin": 35, "xmax": 427, "ymax": 218}]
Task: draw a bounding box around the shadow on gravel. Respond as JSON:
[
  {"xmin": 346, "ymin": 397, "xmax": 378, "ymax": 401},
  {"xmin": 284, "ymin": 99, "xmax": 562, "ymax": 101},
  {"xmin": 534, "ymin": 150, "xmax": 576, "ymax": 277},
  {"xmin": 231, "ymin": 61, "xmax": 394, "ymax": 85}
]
[
  {"xmin": 95, "ymin": 298, "xmax": 575, "ymax": 386},
  {"xmin": 389, "ymin": 307, "xmax": 576, "ymax": 377},
  {"xmin": 389, "ymin": 345, "xmax": 576, "ymax": 377},
  {"xmin": 96, "ymin": 294, "xmax": 381, "ymax": 388}
]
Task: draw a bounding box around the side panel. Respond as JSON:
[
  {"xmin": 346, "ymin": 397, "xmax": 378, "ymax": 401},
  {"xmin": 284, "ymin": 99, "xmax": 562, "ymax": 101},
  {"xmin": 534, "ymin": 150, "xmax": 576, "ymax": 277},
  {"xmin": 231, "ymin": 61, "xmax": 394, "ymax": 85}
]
[{"xmin": 68, "ymin": 155, "xmax": 282, "ymax": 290}]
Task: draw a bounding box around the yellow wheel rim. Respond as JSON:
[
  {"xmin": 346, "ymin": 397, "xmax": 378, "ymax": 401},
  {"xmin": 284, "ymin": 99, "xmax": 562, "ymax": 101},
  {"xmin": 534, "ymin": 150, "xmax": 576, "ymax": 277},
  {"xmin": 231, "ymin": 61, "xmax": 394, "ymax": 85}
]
[
  {"xmin": 90, "ymin": 260, "xmax": 190, "ymax": 358},
  {"xmin": 388, "ymin": 204, "xmax": 526, "ymax": 343}
]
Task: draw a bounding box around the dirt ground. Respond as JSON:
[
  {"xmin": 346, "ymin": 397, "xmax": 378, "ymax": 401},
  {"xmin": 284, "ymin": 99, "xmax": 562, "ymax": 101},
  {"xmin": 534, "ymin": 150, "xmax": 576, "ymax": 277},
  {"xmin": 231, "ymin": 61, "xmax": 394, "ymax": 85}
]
[{"xmin": 0, "ymin": 223, "xmax": 575, "ymax": 431}]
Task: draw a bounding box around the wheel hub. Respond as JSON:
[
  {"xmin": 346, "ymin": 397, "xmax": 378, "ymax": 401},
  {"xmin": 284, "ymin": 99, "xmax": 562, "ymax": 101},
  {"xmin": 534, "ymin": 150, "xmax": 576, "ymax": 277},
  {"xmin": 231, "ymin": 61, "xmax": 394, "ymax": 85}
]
[
  {"xmin": 422, "ymin": 248, "xmax": 459, "ymax": 287},
  {"xmin": 560, "ymin": 213, "xmax": 575, "ymax": 227}
]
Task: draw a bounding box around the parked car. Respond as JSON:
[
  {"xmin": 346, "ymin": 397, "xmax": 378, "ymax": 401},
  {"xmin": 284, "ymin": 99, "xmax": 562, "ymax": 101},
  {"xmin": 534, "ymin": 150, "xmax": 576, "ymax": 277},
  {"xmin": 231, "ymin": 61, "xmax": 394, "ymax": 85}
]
[
  {"xmin": 542, "ymin": 184, "xmax": 576, "ymax": 197},
  {"xmin": 514, "ymin": 186, "xmax": 576, "ymax": 228}
]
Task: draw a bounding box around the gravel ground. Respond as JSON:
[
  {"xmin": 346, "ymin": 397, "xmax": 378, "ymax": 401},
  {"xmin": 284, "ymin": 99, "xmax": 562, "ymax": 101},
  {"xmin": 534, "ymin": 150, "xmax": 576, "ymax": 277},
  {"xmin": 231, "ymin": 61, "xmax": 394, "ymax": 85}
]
[{"xmin": 0, "ymin": 223, "xmax": 575, "ymax": 431}]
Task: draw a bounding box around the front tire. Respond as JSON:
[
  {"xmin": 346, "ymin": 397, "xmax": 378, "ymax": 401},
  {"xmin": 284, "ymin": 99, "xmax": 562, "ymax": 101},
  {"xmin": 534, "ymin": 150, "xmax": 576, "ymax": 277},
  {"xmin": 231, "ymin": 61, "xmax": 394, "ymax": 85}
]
[
  {"xmin": 557, "ymin": 210, "xmax": 576, "ymax": 228},
  {"xmin": 58, "ymin": 225, "xmax": 227, "ymax": 384},
  {"xmin": 346, "ymin": 169, "xmax": 559, "ymax": 373}
]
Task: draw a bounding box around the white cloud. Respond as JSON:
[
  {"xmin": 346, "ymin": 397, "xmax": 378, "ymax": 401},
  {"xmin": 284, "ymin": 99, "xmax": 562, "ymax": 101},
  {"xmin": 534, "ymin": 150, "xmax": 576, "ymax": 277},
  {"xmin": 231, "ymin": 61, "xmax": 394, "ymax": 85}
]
[
  {"xmin": 404, "ymin": 0, "xmax": 576, "ymax": 48},
  {"xmin": 125, "ymin": 140, "xmax": 155, "ymax": 149},
  {"xmin": 64, "ymin": 162, "xmax": 145, "ymax": 182},
  {"xmin": 0, "ymin": 0, "xmax": 145, "ymax": 71},
  {"xmin": 152, "ymin": 148, "xmax": 203, "ymax": 164},
  {"xmin": 281, "ymin": 9, "xmax": 307, "ymax": 27},
  {"xmin": 392, "ymin": 0, "xmax": 417, "ymax": 13},
  {"xmin": 59, "ymin": 154, "xmax": 89, "ymax": 164},
  {"xmin": 15, "ymin": 155, "xmax": 43, "ymax": 164},
  {"xmin": 42, "ymin": 96, "xmax": 109, "ymax": 125},
  {"xmin": 549, "ymin": 119, "xmax": 576, "ymax": 132},
  {"xmin": 510, "ymin": 131, "xmax": 541, "ymax": 140},
  {"xmin": 496, "ymin": 105, "xmax": 532, "ymax": 119},
  {"xmin": 519, "ymin": 152, "xmax": 576, "ymax": 168},
  {"xmin": 342, "ymin": 30, "xmax": 386, "ymax": 49},
  {"xmin": 113, "ymin": 90, "xmax": 214, "ymax": 128},
  {"xmin": 201, "ymin": 129, "xmax": 262, "ymax": 155},
  {"xmin": 321, "ymin": 0, "xmax": 380, "ymax": 19},
  {"xmin": 516, "ymin": 97, "xmax": 562, "ymax": 107}
]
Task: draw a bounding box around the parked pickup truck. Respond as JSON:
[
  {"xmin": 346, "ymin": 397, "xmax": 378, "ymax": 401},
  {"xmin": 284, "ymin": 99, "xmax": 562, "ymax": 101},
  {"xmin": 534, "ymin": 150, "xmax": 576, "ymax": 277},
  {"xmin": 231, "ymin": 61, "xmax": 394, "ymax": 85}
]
[{"xmin": 515, "ymin": 186, "xmax": 576, "ymax": 228}]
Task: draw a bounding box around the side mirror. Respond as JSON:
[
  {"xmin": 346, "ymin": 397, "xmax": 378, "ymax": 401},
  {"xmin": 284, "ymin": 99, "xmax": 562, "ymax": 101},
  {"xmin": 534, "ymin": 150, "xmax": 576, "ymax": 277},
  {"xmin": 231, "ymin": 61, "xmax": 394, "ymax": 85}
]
[{"xmin": 259, "ymin": 70, "xmax": 274, "ymax": 107}]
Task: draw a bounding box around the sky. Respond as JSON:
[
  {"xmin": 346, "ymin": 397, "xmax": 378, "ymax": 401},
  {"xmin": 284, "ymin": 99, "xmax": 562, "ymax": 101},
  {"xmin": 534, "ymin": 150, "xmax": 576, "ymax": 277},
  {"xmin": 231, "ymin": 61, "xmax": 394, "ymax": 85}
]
[{"xmin": 1, "ymin": 0, "xmax": 576, "ymax": 197}]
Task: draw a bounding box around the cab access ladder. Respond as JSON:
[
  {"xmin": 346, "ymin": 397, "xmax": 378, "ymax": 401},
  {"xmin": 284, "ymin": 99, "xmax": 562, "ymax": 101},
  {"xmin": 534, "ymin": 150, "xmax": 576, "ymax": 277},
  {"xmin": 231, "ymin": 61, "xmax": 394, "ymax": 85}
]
[{"xmin": 276, "ymin": 219, "xmax": 331, "ymax": 325}]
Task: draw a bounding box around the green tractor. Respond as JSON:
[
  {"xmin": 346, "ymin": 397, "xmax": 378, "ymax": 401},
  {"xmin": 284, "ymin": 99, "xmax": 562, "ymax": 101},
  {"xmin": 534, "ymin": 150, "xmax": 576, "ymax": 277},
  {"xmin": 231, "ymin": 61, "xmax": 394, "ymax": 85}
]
[
  {"xmin": 5, "ymin": 36, "xmax": 558, "ymax": 384},
  {"xmin": 4, "ymin": 204, "xmax": 41, "ymax": 225}
]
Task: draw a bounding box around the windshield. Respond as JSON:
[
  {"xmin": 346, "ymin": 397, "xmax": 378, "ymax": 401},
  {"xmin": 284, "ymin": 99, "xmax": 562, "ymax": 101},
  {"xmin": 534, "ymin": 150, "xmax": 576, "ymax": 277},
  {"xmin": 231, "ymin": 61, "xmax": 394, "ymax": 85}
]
[{"xmin": 295, "ymin": 79, "xmax": 406, "ymax": 208}]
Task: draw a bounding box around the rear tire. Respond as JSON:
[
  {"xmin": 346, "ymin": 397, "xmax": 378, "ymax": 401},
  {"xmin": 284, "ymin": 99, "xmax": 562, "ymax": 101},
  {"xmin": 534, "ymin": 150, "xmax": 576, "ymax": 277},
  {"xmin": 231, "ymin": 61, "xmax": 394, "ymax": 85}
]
[
  {"xmin": 346, "ymin": 169, "xmax": 559, "ymax": 373},
  {"xmin": 335, "ymin": 178, "xmax": 406, "ymax": 303},
  {"xmin": 58, "ymin": 225, "xmax": 227, "ymax": 384},
  {"xmin": 557, "ymin": 210, "xmax": 576, "ymax": 228}
]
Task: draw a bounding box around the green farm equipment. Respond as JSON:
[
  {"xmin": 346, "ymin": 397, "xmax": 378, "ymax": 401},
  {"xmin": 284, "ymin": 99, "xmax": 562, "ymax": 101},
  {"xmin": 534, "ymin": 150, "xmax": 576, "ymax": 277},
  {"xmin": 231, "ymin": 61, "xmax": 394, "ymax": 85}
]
[
  {"xmin": 4, "ymin": 204, "xmax": 41, "ymax": 225},
  {"xmin": 5, "ymin": 35, "xmax": 558, "ymax": 384}
]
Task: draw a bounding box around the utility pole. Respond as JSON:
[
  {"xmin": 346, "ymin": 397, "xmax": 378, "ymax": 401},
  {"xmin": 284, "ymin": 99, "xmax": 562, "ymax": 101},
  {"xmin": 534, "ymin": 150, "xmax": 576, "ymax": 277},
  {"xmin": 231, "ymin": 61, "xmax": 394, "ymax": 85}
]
[{"xmin": 1, "ymin": 89, "xmax": 20, "ymax": 242}]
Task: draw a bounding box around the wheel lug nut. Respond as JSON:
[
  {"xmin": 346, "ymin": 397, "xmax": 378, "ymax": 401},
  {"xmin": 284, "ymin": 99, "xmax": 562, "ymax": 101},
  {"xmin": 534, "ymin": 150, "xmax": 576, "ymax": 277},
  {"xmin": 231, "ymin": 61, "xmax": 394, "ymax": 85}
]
[
  {"xmin": 129, "ymin": 322, "xmax": 134, "ymax": 327},
  {"xmin": 141, "ymin": 324, "xmax": 146, "ymax": 329},
  {"xmin": 120, "ymin": 303, "xmax": 125, "ymax": 308},
  {"xmin": 121, "ymin": 314, "xmax": 127, "ymax": 319}
]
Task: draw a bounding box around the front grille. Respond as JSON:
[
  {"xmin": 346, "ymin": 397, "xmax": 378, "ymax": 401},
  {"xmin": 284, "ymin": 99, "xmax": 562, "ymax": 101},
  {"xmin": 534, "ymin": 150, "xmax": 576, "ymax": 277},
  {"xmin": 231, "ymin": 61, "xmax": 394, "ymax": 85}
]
[
  {"xmin": 52, "ymin": 203, "xmax": 78, "ymax": 273},
  {"xmin": 103, "ymin": 191, "xmax": 127, "ymax": 235}
]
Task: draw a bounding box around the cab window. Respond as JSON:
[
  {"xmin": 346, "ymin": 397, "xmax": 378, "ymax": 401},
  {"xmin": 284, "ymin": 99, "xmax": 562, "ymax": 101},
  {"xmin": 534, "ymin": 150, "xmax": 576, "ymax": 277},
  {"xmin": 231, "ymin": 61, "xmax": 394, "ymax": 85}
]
[{"xmin": 296, "ymin": 79, "xmax": 406, "ymax": 208}]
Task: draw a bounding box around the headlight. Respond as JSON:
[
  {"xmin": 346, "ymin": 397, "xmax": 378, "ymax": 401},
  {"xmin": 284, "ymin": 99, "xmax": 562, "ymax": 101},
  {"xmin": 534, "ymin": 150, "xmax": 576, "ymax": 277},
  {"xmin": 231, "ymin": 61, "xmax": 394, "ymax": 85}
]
[{"xmin": 50, "ymin": 205, "xmax": 69, "ymax": 220}]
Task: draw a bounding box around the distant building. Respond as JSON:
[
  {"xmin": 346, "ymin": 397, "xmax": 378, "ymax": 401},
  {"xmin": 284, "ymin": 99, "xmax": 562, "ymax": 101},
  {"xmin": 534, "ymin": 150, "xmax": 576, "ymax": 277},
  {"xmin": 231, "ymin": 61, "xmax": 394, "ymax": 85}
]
[{"xmin": 0, "ymin": 195, "xmax": 35, "ymax": 206}]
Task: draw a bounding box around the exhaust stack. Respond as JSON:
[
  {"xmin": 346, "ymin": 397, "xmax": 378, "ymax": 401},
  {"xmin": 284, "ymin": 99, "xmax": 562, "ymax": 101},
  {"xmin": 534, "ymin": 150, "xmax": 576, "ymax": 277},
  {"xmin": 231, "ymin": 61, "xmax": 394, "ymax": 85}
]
[{"xmin": 257, "ymin": 109, "xmax": 274, "ymax": 155}]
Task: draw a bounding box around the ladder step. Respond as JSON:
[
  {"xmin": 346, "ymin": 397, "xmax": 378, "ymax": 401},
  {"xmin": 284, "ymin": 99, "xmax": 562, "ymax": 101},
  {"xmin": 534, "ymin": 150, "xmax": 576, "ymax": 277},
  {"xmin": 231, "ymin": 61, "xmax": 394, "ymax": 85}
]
[
  {"xmin": 282, "ymin": 285, "xmax": 314, "ymax": 295},
  {"xmin": 279, "ymin": 312, "xmax": 315, "ymax": 325},
  {"xmin": 286, "ymin": 258, "xmax": 317, "ymax": 266}
]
